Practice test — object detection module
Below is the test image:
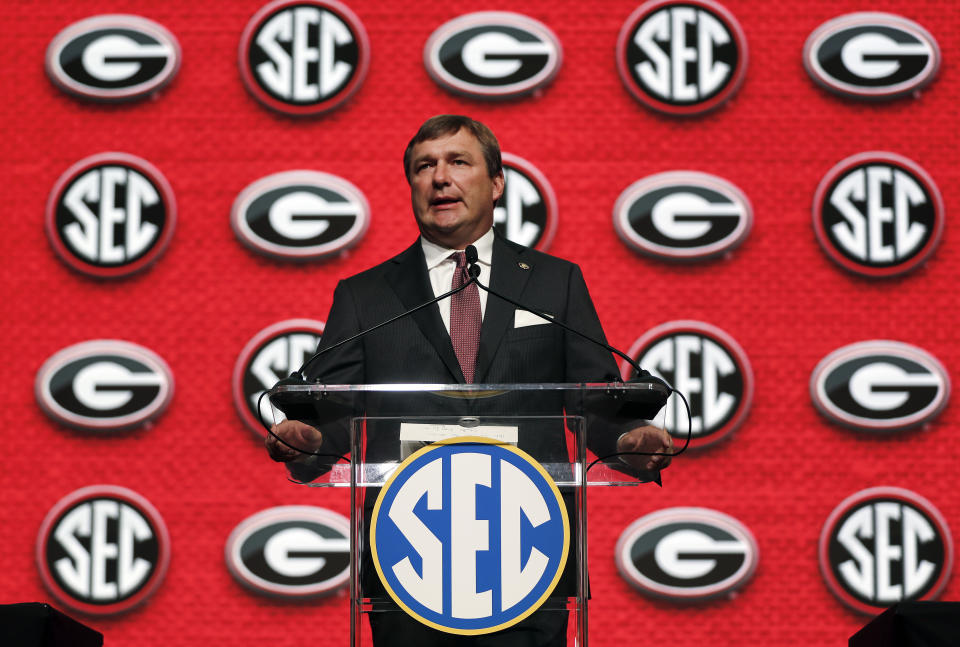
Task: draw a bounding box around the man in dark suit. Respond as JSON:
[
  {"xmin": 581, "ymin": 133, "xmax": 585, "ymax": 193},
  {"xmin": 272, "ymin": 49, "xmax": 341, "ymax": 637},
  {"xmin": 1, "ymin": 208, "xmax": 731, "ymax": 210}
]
[{"xmin": 266, "ymin": 115, "xmax": 673, "ymax": 645}]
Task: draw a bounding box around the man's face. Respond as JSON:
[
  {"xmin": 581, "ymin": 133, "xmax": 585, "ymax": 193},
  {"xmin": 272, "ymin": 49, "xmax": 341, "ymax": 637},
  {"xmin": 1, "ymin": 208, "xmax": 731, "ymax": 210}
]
[{"xmin": 408, "ymin": 128, "xmax": 504, "ymax": 249}]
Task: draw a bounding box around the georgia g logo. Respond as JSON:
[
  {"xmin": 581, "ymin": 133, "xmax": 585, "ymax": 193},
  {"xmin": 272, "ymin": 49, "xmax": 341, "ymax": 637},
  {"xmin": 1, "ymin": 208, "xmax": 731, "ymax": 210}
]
[
  {"xmin": 37, "ymin": 485, "xmax": 171, "ymax": 616},
  {"xmin": 615, "ymin": 507, "xmax": 758, "ymax": 600},
  {"xmin": 371, "ymin": 437, "xmax": 569, "ymax": 634},
  {"xmin": 820, "ymin": 487, "xmax": 953, "ymax": 615},
  {"xmin": 813, "ymin": 152, "xmax": 943, "ymax": 277},
  {"xmin": 231, "ymin": 171, "xmax": 370, "ymax": 260},
  {"xmin": 232, "ymin": 319, "xmax": 325, "ymax": 436},
  {"xmin": 239, "ymin": 0, "xmax": 369, "ymax": 116},
  {"xmin": 811, "ymin": 340, "xmax": 949, "ymax": 432},
  {"xmin": 616, "ymin": 0, "xmax": 747, "ymax": 115},
  {"xmin": 614, "ymin": 171, "xmax": 752, "ymax": 261},
  {"xmin": 46, "ymin": 14, "xmax": 181, "ymax": 101},
  {"xmin": 623, "ymin": 321, "xmax": 753, "ymax": 449},
  {"xmin": 423, "ymin": 12, "xmax": 562, "ymax": 99},
  {"xmin": 35, "ymin": 340, "xmax": 174, "ymax": 432},
  {"xmin": 803, "ymin": 13, "xmax": 940, "ymax": 101},
  {"xmin": 226, "ymin": 506, "xmax": 350, "ymax": 597},
  {"xmin": 494, "ymin": 154, "xmax": 557, "ymax": 251},
  {"xmin": 46, "ymin": 153, "xmax": 176, "ymax": 278}
]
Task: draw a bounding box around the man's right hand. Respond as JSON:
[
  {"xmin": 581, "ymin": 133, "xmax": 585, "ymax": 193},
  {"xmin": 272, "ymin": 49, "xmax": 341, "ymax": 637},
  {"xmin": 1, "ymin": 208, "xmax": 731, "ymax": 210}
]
[{"xmin": 265, "ymin": 419, "xmax": 323, "ymax": 462}]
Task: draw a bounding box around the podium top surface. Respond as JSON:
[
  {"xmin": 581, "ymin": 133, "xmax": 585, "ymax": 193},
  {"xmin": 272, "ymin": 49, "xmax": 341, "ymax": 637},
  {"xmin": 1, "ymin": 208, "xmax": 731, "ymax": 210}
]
[{"xmin": 269, "ymin": 380, "xmax": 669, "ymax": 395}]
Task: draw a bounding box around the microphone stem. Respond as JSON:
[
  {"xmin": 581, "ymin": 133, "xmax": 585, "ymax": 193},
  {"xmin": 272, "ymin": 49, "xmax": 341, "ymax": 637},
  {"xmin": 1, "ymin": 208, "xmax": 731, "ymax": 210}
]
[
  {"xmin": 472, "ymin": 276, "xmax": 649, "ymax": 381},
  {"xmin": 297, "ymin": 278, "xmax": 478, "ymax": 379}
]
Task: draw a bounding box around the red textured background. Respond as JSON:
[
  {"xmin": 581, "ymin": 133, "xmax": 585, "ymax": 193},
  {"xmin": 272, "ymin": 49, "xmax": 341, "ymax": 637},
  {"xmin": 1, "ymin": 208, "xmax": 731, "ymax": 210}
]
[{"xmin": 2, "ymin": 0, "xmax": 958, "ymax": 645}]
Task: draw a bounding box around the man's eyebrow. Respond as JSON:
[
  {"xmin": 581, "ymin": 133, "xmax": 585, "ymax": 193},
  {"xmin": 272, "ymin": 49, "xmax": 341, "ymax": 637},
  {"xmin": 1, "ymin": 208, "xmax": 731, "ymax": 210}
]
[{"xmin": 412, "ymin": 149, "xmax": 473, "ymax": 165}]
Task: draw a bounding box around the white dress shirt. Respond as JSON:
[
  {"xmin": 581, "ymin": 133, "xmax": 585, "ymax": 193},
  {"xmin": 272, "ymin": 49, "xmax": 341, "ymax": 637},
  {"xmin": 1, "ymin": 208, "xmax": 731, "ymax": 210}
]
[{"xmin": 420, "ymin": 228, "xmax": 494, "ymax": 334}]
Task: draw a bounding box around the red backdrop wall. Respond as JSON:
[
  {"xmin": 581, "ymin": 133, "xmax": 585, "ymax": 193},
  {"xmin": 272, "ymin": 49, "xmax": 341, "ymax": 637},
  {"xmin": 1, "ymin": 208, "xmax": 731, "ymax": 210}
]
[{"xmin": 2, "ymin": 0, "xmax": 957, "ymax": 645}]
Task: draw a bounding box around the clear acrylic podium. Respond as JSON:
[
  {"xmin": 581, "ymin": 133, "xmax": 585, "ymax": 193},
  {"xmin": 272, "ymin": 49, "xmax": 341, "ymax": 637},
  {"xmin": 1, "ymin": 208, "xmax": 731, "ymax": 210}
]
[{"xmin": 267, "ymin": 381, "xmax": 669, "ymax": 647}]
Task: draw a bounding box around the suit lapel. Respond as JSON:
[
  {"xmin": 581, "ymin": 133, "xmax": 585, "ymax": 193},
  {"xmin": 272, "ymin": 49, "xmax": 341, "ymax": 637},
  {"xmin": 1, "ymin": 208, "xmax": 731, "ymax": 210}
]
[
  {"xmin": 386, "ymin": 241, "xmax": 465, "ymax": 383},
  {"xmin": 475, "ymin": 236, "xmax": 533, "ymax": 383}
]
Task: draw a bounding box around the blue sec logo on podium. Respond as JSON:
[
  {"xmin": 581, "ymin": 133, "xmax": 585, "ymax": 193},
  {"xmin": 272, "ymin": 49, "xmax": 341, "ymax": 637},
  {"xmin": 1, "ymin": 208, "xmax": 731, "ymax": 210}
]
[{"xmin": 371, "ymin": 437, "xmax": 569, "ymax": 634}]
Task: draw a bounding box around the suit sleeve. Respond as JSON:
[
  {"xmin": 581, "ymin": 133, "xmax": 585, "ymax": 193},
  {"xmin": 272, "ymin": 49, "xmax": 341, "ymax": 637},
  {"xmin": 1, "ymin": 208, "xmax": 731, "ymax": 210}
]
[
  {"xmin": 305, "ymin": 279, "xmax": 366, "ymax": 385},
  {"xmin": 562, "ymin": 264, "xmax": 620, "ymax": 384},
  {"xmin": 561, "ymin": 265, "xmax": 642, "ymax": 465},
  {"xmin": 288, "ymin": 280, "xmax": 365, "ymax": 481}
]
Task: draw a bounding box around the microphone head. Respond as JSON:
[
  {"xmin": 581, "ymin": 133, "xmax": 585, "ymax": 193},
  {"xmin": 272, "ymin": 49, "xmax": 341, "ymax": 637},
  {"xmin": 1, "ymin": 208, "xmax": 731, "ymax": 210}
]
[
  {"xmin": 468, "ymin": 264, "xmax": 481, "ymax": 279},
  {"xmin": 464, "ymin": 245, "xmax": 478, "ymax": 265}
]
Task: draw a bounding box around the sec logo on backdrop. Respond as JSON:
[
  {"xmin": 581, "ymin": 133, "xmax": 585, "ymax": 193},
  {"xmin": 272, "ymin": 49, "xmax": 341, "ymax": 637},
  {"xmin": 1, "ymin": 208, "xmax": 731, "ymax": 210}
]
[
  {"xmin": 803, "ymin": 12, "xmax": 940, "ymax": 101},
  {"xmin": 820, "ymin": 487, "xmax": 953, "ymax": 615},
  {"xmin": 813, "ymin": 152, "xmax": 943, "ymax": 277},
  {"xmin": 372, "ymin": 437, "xmax": 568, "ymax": 634},
  {"xmin": 46, "ymin": 14, "xmax": 181, "ymax": 101},
  {"xmin": 810, "ymin": 340, "xmax": 949, "ymax": 432},
  {"xmin": 231, "ymin": 171, "xmax": 370, "ymax": 261},
  {"xmin": 623, "ymin": 321, "xmax": 752, "ymax": 449},
  {"xmin": 617, "ymin": 0, "xmax": 747, "ymax": 115},
  {"xmin": 37, "ymin": 485, "xmax": 170, "ymax": 616},
  {"xmin": 46, "ymin": 153, "xmax": 176, "ymax": 278},
  {"xmin": 239, "ymin": 0, "xmax": 369, "ymax": 115},
  {"xmin": 36, "ymin": 340, "xmax": 173, "ymax": 432},
  {"xmin": 424, "ymin": 12, "xmax": 562, "ymax": 99},
  {"xmin": 494, "ymin": 154, "xmax": 557, "ymax": 251},
  {"xmin": 614, "ymin": 171, "xmax": 752, "ymax": 261},
  {"xmin": 226, "ymin": 506, "xmax": 350, "ymax": 597},
  {"xmin": 233, "ymin": 319, "xmax": 325, "ymax": 436},
  {"xmin": 615, "ymin": 507, "xmax": 758, "ymax": 600}
]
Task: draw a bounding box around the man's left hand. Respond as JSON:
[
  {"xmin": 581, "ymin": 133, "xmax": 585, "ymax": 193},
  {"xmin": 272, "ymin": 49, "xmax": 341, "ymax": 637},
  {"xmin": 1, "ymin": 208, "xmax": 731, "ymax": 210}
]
[{"xmin": 616, "ymin": 425, "xmax": 674, "ymax": 471}]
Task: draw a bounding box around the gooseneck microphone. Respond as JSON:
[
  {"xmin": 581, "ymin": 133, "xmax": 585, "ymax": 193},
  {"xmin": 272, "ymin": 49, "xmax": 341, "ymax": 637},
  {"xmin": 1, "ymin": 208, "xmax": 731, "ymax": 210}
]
[
  {"xmin": 294, "ymin": 262, "xmax": 477, "ymax": 383},
  {"xmin": 263, "ymin": 255, "xmax": 485, "ymax": 463},
  {"xmin": 462, "ymin": 246, "xmax": 657, "ymax": 395},
  {"xmin": 459, "ymin": 245, "xmax": 692, "ymax": 469},
  {"xmin": 267, "ymin": 242, "xmax": 690, "ymax": 468},
  {"xmin": 465, "ymin": 244, "xmax": 481, "ymax": 279}
]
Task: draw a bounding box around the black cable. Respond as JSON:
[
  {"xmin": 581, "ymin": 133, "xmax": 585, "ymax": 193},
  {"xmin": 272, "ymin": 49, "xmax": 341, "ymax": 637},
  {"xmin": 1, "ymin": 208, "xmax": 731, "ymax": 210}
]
[
  {"xmin": 257, "ymin": 390, "xmax": 348, "ymax": 462},
  {"xmin": 585, "ymin": 386, "xmax": 692, "ymax": 475},
  {"xmin": 267, "ymin": 269, "xmax": 694, "ymax": 478}
]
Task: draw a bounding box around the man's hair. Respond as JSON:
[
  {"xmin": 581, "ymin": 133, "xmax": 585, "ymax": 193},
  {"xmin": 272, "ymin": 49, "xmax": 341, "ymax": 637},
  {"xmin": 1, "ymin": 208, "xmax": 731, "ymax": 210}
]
[{"xmin": 403, "ymin": 115, "xmax": 502, "ymax": 182}]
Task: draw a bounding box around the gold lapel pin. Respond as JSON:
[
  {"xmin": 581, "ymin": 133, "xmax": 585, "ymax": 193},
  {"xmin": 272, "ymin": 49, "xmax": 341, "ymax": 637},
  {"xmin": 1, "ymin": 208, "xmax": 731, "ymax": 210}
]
[{"xmin": 518, "ymin": 262, "xmax": 530, "ymax": 270}]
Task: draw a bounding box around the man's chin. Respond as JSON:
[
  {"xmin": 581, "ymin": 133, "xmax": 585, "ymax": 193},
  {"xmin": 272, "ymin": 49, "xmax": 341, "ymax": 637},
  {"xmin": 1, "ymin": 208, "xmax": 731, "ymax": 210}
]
[{"xmin": 424, "ymin": 211, "xmax": 466, "ymax": 232}]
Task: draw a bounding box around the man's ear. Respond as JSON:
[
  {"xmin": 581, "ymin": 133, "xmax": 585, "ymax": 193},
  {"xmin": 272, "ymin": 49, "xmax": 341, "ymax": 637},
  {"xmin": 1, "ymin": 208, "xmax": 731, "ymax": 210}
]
[{"xmin": 492, "ymin": 171, "xmax": 505, "ymax": 205}]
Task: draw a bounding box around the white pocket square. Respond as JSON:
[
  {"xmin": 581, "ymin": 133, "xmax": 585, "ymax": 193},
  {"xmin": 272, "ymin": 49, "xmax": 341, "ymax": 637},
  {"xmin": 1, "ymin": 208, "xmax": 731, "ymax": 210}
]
[{"xmin": 514, "ymin": 309, "xmax": 552, "ymax": 328}]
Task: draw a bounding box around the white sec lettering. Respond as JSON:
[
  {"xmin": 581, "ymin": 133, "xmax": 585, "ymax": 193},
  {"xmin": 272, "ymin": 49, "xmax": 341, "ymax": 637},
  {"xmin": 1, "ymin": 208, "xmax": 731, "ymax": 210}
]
[
  {"xmin": 450, "ymin": 453, "xmax": 492, "ymax": 619},
  {"xmin": 388, "ymin": 457, "xmax": 444, "ymax": 613}
]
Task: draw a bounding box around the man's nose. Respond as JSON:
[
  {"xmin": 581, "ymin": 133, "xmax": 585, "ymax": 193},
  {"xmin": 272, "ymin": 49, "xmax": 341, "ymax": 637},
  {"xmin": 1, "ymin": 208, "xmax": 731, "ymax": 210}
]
[{"xmin": 432, "ymin": 161, "xmax": 450, "ymax": 186}]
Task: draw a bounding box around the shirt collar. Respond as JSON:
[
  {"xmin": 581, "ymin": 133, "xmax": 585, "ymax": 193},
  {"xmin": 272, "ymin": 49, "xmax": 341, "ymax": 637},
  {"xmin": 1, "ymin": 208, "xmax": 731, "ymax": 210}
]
[{"xmin": 421, "ymin": 228, "xmax": 494, "ymax": 270}]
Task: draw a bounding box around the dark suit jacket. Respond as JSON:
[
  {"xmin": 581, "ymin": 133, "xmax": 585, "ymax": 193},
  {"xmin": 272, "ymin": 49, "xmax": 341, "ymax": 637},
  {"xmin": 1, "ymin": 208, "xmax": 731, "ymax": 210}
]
[
  {"xmin": 294, "ymin": 232, "xmax": 642, "ymax": 613},
  {"xmin": 300, "ymin": 232, "xmax": 625, "ymax": 467}
]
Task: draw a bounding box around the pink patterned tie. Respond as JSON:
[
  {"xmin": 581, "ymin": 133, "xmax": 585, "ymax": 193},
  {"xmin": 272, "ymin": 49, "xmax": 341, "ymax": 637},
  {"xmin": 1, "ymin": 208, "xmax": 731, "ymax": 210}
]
[{"xmin": 449, "ymin": 251, "xmax": 481, "ymax": 383}]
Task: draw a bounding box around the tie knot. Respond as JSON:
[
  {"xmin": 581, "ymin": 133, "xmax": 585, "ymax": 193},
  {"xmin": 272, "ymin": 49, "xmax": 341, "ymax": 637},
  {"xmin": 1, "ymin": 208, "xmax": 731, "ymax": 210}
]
[{"xmin": 450, "ymin": 251, "xmax": 467, "ymax": 270}]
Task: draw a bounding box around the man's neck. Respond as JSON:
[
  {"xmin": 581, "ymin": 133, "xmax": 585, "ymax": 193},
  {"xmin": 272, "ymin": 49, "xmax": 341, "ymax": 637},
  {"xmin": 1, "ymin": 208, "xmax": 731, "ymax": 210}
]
[{"xmin": 420, "ymin": 229, "xmax": 495, "ymax": 268}]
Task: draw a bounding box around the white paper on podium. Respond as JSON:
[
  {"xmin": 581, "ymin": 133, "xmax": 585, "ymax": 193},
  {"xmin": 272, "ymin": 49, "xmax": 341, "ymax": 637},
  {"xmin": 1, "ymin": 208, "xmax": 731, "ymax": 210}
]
[{"xmin": 398, "ymin": 422, "xmax": 519, "ymax": 459}]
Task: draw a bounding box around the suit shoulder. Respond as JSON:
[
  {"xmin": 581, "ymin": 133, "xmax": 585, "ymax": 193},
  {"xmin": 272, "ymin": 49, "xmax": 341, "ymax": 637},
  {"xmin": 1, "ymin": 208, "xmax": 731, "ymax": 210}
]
[
  {"xmin": 500, "ymin": 237, "xmax": 580, "ymax": 274},
  {"xmin": 338, "ymin": 240, "xmax": 419, "ymax": 287}
]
